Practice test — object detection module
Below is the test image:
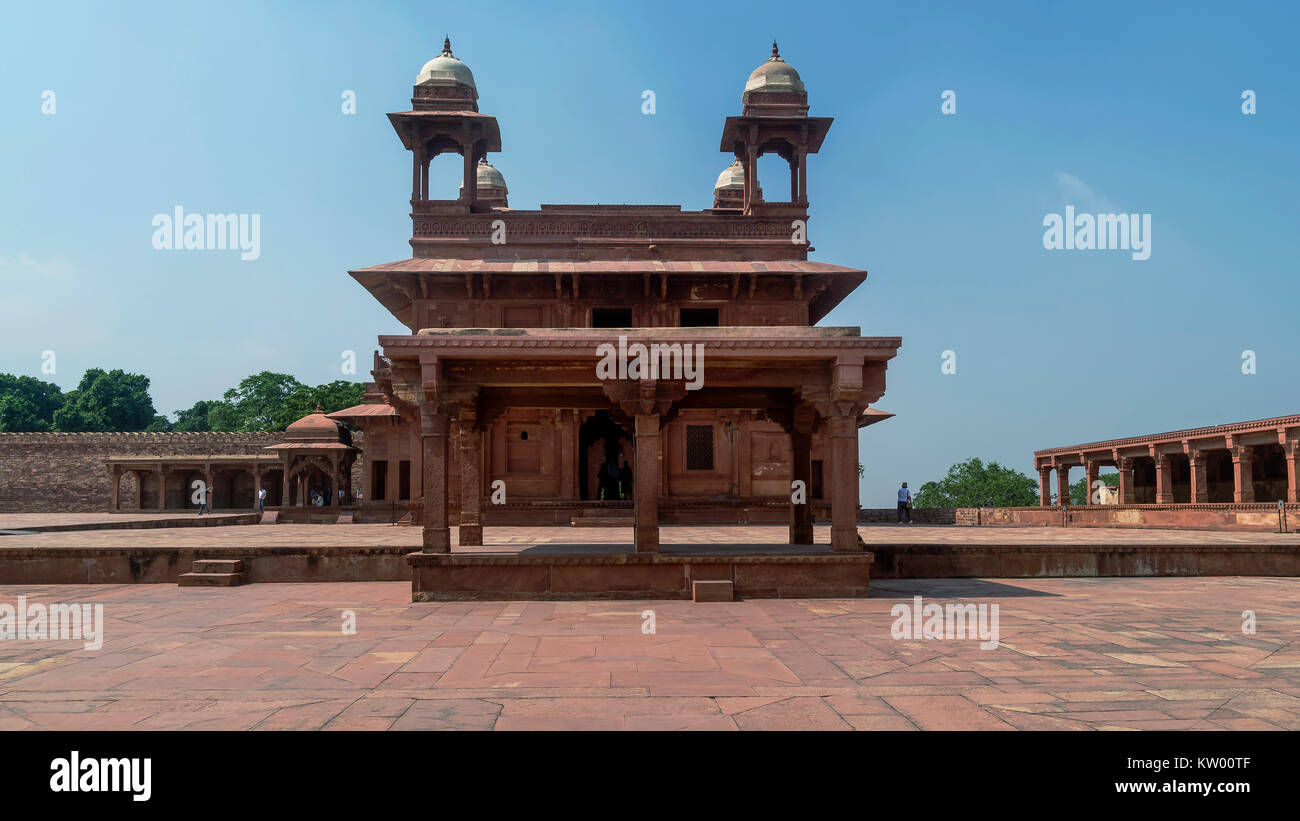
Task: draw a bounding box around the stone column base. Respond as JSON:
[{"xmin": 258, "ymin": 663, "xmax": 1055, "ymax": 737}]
[
  {"xmin": 458, "ymin": 523, "xmax": 483, "ymax": 546},
  {"xmin": 789, "ymin": 523, "xmax": 814, "ymax": 545},
  {"xmin": 634, "ymin": 525, "xmax": 659, "ymax": 553},
  {"xmin": 831, "ymin": 525, "xmax": 860, "ymax": 552},
  {"xmin": 422, "ymin": 527, "xmax": 450, "ymax": 553}
]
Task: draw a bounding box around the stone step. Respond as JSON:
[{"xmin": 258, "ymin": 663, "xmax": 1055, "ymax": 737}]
[
  {"xmin": 692, "ymin": 579, "xmax": 734, "ymax": 602},
  {"xmin": 259, "ymin": 510, "xmax": 279, "ymax": 524},
  {"xmin": 192, "ymin": 559, "xmax": 244, "ymax": 574},
  {"xmin": 178, "ymin": 571, "xmax": 248, "ymax": 587},
  {"xmin": 570, "ymin": 517, "xmax": 635, "ymax": 527},
  {"xmin": 573, "ymin": 506, "xmax": 632, "ymax": 517}
]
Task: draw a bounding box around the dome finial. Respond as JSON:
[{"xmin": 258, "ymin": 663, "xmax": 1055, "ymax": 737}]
[
  {"xmin": 442, "ymin": 35, "xmax": 452, "ymax": 56},
  {"xmin": 772, "ymin": 40, "xmax": 780, "ymax": 59},
  {"xmin": 314, "ymin": 401, "xmax": 324, "ymax": 413}
]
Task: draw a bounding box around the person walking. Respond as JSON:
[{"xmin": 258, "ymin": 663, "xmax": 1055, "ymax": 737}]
[
  {"xmin": 257, "ymin": 486, "xmax": 267, "ymax": 513},
  {"xmin": 198, "ymin": 482, "xmax": 212, "ymax": 515},
  {"xmin": 897, "ymin": 482, "xmax": 913, "ymax": 524}
]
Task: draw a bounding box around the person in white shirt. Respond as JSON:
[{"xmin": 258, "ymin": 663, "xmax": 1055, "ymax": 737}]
[
  {"xmin": 897, "ymin": 482, "xmax": 913, "ymax": 524},
  {"xmin": 257, "ymin": 487, "xmax": 267, "ymax": 513}
]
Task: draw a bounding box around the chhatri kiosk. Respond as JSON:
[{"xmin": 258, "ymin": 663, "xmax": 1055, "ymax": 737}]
[{"xmin": 344, "ymin": 39, "xmax": 901, "ymax": 599}]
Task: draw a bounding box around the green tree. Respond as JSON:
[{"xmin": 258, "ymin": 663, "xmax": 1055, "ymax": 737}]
[
  {"xmin": 169, "ymin": 399, "xmax": 237, "ymax": 432},
  {"xmin": 219, "ymin": 372, "xmax": 308, "ymax": 431},
  {"xmin": 52, "ymin": 369, "xmax": 158, "ymax": 432},
  {"xmin": 1068, "ymin": 472, "xmax": 1120, "ymax": 505},
  {"xmin": 913, "ymin": 457, "xmax": 1039, "ymax": 508},
  {"xmin": 0, "ymin": 374, "xmax": 65, "ymax": 431},
  {"xmin": 216, "ymin": 372, "xmax": 365, "ymax": 431}
]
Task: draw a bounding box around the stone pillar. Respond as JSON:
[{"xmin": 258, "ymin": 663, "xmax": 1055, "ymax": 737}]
[
  {"xmin": 1231, "ymin": 445, "xmax": 1254, "ymax": 503},
  {"xmin": 828, "ymin": 412, "xmax": 860, "ymax": 552},
  {"xmin": 1284, "ymin": 441, "xmax": 1299, "ymax": 504},
  {"xmin": 421, "ymin": 409, "xmax": 452, "ymax": 553},
  {"xmin": 789, "ymin": 414, "xmax": 814, "ymax": 544},
  {"xmin": 790, "ymin": 146, "xmax": 800, "ymax": 201},
  {"xmin": 1038, "ymin": 466, "xmax": 1052, "ymax": 506},
  {"xmin": 205, "ymin": 472, "xmax": 216, "ymax": 509},
  {"xmin": 633, "ymin": 413, "xmax": 660, "ymax": 553},
  {"xmin": 281, "ymin": 470, "xmax": 291, "ymax": 507},
  {"xmin": 1084, "ymin": 460, "xmax": 1099, "ymax": 505},
  {"xmin": 458, "ymin": 423, "xmax": 483, "ymax": 546},
  {"xmin": 1055, "ymin": 465, "xmax": 1071, "ymax": 507},
  {"xmin": 409, "ymin": 418, "xmax": 424, "ymax": 521},
  {"xmin": 411, "ymin": 147, "xmax": 422, "ymax": 201},
  {"xmin": 108, "ymin": 466, "xmax": 120, "ymax": 512},
  {"xmin": 132, "ymin": 471, "xmax": 142, "ymax": 510},
  {"xmin": 461, "ymin": 142, "xmax": 477, "ymax": 205},
  {"xmin": 253, "ymin": 469, "xmax": 263, "ymax": 511},
  {"xmin": 1154, "ymin": 453, "xmax": 1173, "ymax": 504},
  {"xmin": 1188, "ymin": 450, "xmax": 1208, "ymax": 503},
  {"xmin": 1117, "ymin": 457, "xmax": 1135, "ymax": 505},
  {"xmin": 156, "ymin": 468, "xmax": 168, "ymax": 510}
]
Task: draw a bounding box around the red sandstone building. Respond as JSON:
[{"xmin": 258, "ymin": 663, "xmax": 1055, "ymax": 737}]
[
  {"xmin": 323, "ymin": 39, "xmax": 900, "ymax": 571},
  {"xmin": 1035, "ymin": 414, "xmax": 1300, "ymax": 514}
]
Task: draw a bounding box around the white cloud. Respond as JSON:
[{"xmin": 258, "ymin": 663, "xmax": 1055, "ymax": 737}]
[{"xmin": 1054, "ymin": 172, "xmax": 1118, "ymax": 213}]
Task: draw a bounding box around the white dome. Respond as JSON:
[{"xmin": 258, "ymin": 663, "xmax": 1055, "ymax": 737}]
[
  {"xmin": 714, "ymin": 159, "xmax": 745, "ymax": 192},
  {"xmin": 744, "ymin": 42, "xmax": 805, "ymax": 95},
  {"xmin": 460, "ymin": 158, "xmax": 507, "ymax": 192},
  {"xmin": 417, "ymin": 38, "xmax": 477, "ymax": 94}
]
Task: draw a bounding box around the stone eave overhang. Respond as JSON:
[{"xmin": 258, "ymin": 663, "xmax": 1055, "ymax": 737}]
[
  {"xmin": 377, "ymin": 326, "xmax": 900, "ymax": 362},
  {"xmin": 386, "ymin": 110, "xmax": 502, "ymax": 152},
  {"xmin": 719, "ymin": 116, "xmax": 834, "ymax": 154},
  {"xmin": 350, "ymin": 258, "xmax": 867, "ymax": 329}
]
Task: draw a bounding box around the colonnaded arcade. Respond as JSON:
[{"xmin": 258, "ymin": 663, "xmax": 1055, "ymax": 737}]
[{"xmin": 1036, "ymin": 414, "xmax": 1300, "ymax": 505}]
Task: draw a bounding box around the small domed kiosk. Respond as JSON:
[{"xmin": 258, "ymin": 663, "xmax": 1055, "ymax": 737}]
[{"xmin": 264, "ymin": 403, "xmax": 359, "ymax": 508}]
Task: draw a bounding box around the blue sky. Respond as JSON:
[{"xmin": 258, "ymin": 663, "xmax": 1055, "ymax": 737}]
[{"xmin": 2, "ymin": 0, "xmax": 1297, "ymax": 505}]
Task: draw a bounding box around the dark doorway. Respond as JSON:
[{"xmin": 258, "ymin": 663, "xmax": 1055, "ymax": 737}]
[
  {"xmin": 592, "ymin": 308, "xmax": 632, "ymax": 328},
  {"xmin": 399, "ymin": 460, "xmax": 411, "ymax": 501},
  {"xmin": 372, "ymin": 460, "xmax": 387, "ymax": 501},
  {"xmin": 680, "ymin": 307, "xmax": 720, "ymax": 327},
  {"xmin": 578, "ymin": 411, "xmax": 632, "ymax": 501}
]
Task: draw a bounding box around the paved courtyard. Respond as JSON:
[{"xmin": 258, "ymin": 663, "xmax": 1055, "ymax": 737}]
[
  {"xmin": 2, "ymin": 520, "xmax": 1297, "ymax": 550},
  {"xmin": 0, "ymin": 576, "xmax": 1296, "ymax": 730}
]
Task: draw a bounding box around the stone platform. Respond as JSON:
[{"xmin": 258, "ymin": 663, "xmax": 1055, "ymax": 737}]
[
  {"xmin": 408, "ymin": 544, "xmax": 874, "ymax": 601},
  {"xmin": 0, "ymin": 519, "xmax": 1295, "ymax": 588}
]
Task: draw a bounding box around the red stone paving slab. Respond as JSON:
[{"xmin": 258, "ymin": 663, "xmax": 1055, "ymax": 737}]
[{"xmin": 0, "ymin": 575, "xmax": 1296, "ymax": 730}]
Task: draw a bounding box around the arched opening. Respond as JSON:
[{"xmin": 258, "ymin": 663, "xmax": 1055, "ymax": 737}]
[
  {"xmin": 578, "ymin": 411, "xmax": 632, "ymax": 501},
  {"xmin": 262, "ymin": 469, "xmax": 284, "ymax": 506},
  {"xmin": 1168, "ymin": 453, "xmax": 1191, "ymax": 502},
  {"xmin": 116, "ymin": 471, "xmax": 141, "ymax": 511},
  {"xmin": 1205, "ymin": 449, "xmax": 1234, "ymax": 503},
  {"xmin": 1252, "ymin": 444, "xmax": 1287, "ymax": 502},
  {"xmin": 1132, "ymin": 456, "xmax": 1157, "ymax": 503},
  {"xmin": 225, "ymin": 469, "xmax": 256, "ymax": 510},
  {"xmin": 178, "ymin": 470, "xmax": 207, "ymax": 510}
]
